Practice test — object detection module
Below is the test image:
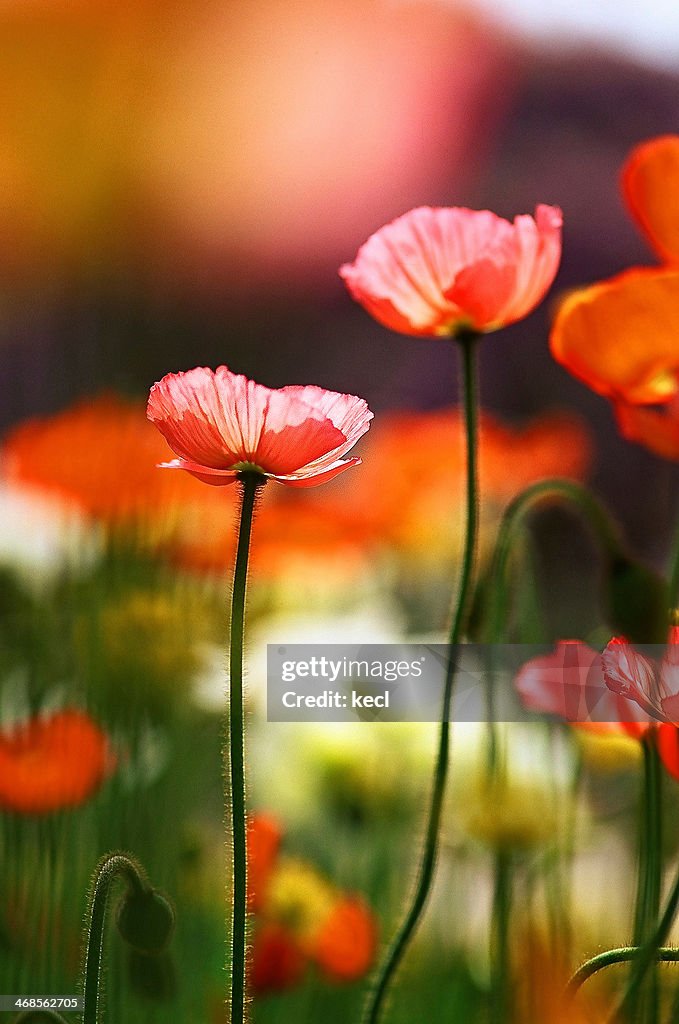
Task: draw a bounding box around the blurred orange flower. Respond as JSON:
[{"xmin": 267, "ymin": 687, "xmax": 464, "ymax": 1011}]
[
  {"xmin": 247, "ymin": 813, "xmax": 282, "ymax": 914},
  {"xmin": 246, "ymin": 812, "xmax": 377, "ymax": 995},
  {"xmin": 315, "ymin": 406, "xmax": 590, "ymax": 561},
  {"xmin": 1, "ymin": 395, "xmax": 589, "ymax": 587},
  {"xmin": 310, "ymin": 896, "xmax": 376, "ymax": 982},
  {"xmin": 622, "ymin": 135, "xmax": 679, "ymax": 265},
  {"xmin": 656, "ymin": 724, "xmax": 679, "ymax": 781},
  {"xmin": 0, "ymin": 708, "xmax": 114, "ymax": 813},
  {"xmin": 550, "ymin": 269, "xmax": 679, "ymax": 406},
  {"xmin": 550, "ymin": 135, "xmax": 679, "ymax": 459},
  {"xmin": 2, "ymin": 392, "xmax": 228, "ymax": 522},
  {"xmin": 1, "ymin": 392, "xmax": 240, "ymax": 552}
]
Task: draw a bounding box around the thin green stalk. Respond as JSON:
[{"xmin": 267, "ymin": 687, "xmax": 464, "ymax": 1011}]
[
  {"xmin": 625, "ymin": 738, "xmax": 662, "ymax": 1024},
  {"xmin": 82, "ymin": 854, "xmax": 149, "ymax": 1024},
  {"xmin": 607, "ymin": 848, "xmax": 679, "ymax": 1022},
  {"xmin": 490, "ymin": 850, "xmax": 513, "ymax": 1024},
  {"xmin": 567, "ymin": 946, "xmax": 679, "ymax": 997},
  {"xmin": 228, "ymin": 471, "xmax": 264, "ymax": 1024},
  {"xmin": 363, "ymin": 332, "xmax": 480, "ymax": 1024}
]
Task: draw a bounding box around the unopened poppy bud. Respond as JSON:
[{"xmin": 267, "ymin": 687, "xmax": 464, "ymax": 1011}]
[
  {"xmin": 116, "ymin": 886, "xmax": 175, "ymax": 954},
  {"xmin": 605, "ymin": 555, "xmax": 668, "ymax": 644},
  {"xmin": 127, "ymin": 950, "xmax": 177, "ymax": 1002}
]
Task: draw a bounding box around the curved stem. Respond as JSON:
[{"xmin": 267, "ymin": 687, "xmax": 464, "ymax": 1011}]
[
  {"xmin": 483, "ymin": 478, "xmax": 625, "ymax": 765},
  {"xmin": 363, "ymin": 332, "xmax": 480, "ymax": 1024},
  {"xmin": 567, "ymin": 946, "xmax": 679, "ymax": 997},
  {"xmin": 228, "ymin": 471, "xmax": 263, "ymax": 1024},
  {"xmin": 486, "ymin": 478, "xmax": 625, "ymax": 646},
  {"xmin": 608, "ymin": 852, "xmax": 679, "ymax": 1022},
  {"xmin": 82, "ymin": 854, "xmax": 150, "ymax": 1024}
]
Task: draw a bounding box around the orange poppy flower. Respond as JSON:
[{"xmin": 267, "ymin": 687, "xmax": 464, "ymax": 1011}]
[
  {"xmin": 550, "ymin": 135, "xmax": 679, "ymax": 459},
  {"xmin": 310, "ymin": 896, "xmax": 377, "ymax": 982},
  {"xmin": 622, "ymin": 135, "xmax": 679, "ymax": 265},
  {"xmin": 2, "ymin": 393, "xmax": 236, "ymax": 526},
  {"xmin": 550, "ymin": 268, "xmax": 679, "ymax": 406},
  {"xmin": 0, "ymin": 709, "xmax": 114, "ymax": 813}
]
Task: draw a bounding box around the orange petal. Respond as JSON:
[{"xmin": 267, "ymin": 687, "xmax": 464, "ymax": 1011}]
[
  {"xmin": 247, "ymin": 812, "xmax": 282, "ymax": 913},
  {"xmin": 0, "ymin": 709, "xmax": 113, "ymax": 814},
  {"xmin": 550, "ymin": 267, "xmax": 679, "ymax": 404},
  {"xmin": 615, "ymin": 398, "xmax": 679, "ymax": 461},
  {"xmin": 622, "ymin": 135, "xmax": 679, "ymax": 264},
  {"xmin": 311, "ymin": 896, "xmax": 377, "ymax": 982}
]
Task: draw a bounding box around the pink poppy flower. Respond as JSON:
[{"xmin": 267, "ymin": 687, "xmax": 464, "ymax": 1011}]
[
  {"xmin": 515, "ymin": 640, "xmax": 650, "ymax": 738},
  {"xmin": 147, "ymin": 366, "xmax": 372, "ymax": 488},
  {"xmin": 339, "ymin": 204, "xmax": 562, "ymax": 337},
  {"xmin": 601, "ymin": 628, "xmax": 679, "ymax": 723}
]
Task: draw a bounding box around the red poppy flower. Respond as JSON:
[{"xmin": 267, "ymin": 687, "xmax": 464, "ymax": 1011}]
[
  {"xmin": 339, "ymin": 204, "xmax": 562, "ymax": 337},
  {"xmin": 601, "ymin": 628, "xmax": 679, "ymax": 723},
  {"xmin": 515, "ymin": 640, "xmax": 650, "ymax": 738},
  {"xmin": 0, "ymin": 709, "xmax": 114, "ymax": 813},
  {"xmin": 147, "ymin": 366, "xmax": 372, "ymax": 487},
  {"xmin": 656, "ymin": 723, "xmax": 679, "ymax": 780},
  {"xmin": 250, "ymin": 923, "xmax": 306, "ymax": 994}
]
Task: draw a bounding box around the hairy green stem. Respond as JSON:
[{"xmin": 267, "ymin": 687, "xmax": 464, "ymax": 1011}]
[
  {"xmin": 82, "ymin": 854, "xmax": 149, "ymax": 1024},
  {"xmin": 363, "ymin": 333, "xmax": 480, "ymax": 1024},
  {"xmin": 227, "ymin": 472, "xmax": 263, "ymax": 1024},
  {"xmin": 606, "ymin": 849, "xmax": 679, "ymax": 1022},
  {"xmin": 567, "ymin": 946, "xmax": 679, "ymax": 997}
]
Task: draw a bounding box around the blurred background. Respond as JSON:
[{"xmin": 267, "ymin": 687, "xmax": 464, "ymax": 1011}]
[
  {"xmin": 1, "ymin": 0, "xmax": 678, "ymax": 551},
  {"xmin": 1, "ymin": 2, "xmax": 679, "ymax": 1021}
]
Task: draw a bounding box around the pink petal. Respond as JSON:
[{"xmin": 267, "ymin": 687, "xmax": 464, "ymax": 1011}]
[
  {"xmin": 499, "ymin": 206, "xmax": 563, "ymax": 326},
  {"xmin": 340, "ymin": 205, "xmax": 562, "ymax": 337},
  {"xmin": 273, "ymin": 457, "xmax": 362, "ymax": 488},
  {"xmin": 148, "ymin": 366, "xmax": 267, "ymax": 468},
  {"xmin": 148, "ymin": 367, "xmax": 372, "ymax": 480},
  {"xmin": 515, "ymin": 641, "xmax": 628, "ymax": 723},
  {"xmin": 157, "ymin": 458, "xmax": 239, "ymax": 486},
  {"xmin": 601, "ymin": 637, "xmax": 663, "ymax": 719}
]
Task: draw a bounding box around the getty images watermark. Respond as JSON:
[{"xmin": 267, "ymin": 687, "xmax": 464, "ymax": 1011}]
[{"xmin": 266, "ymin": 642, "xmax": 664, "ymax": 723}]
